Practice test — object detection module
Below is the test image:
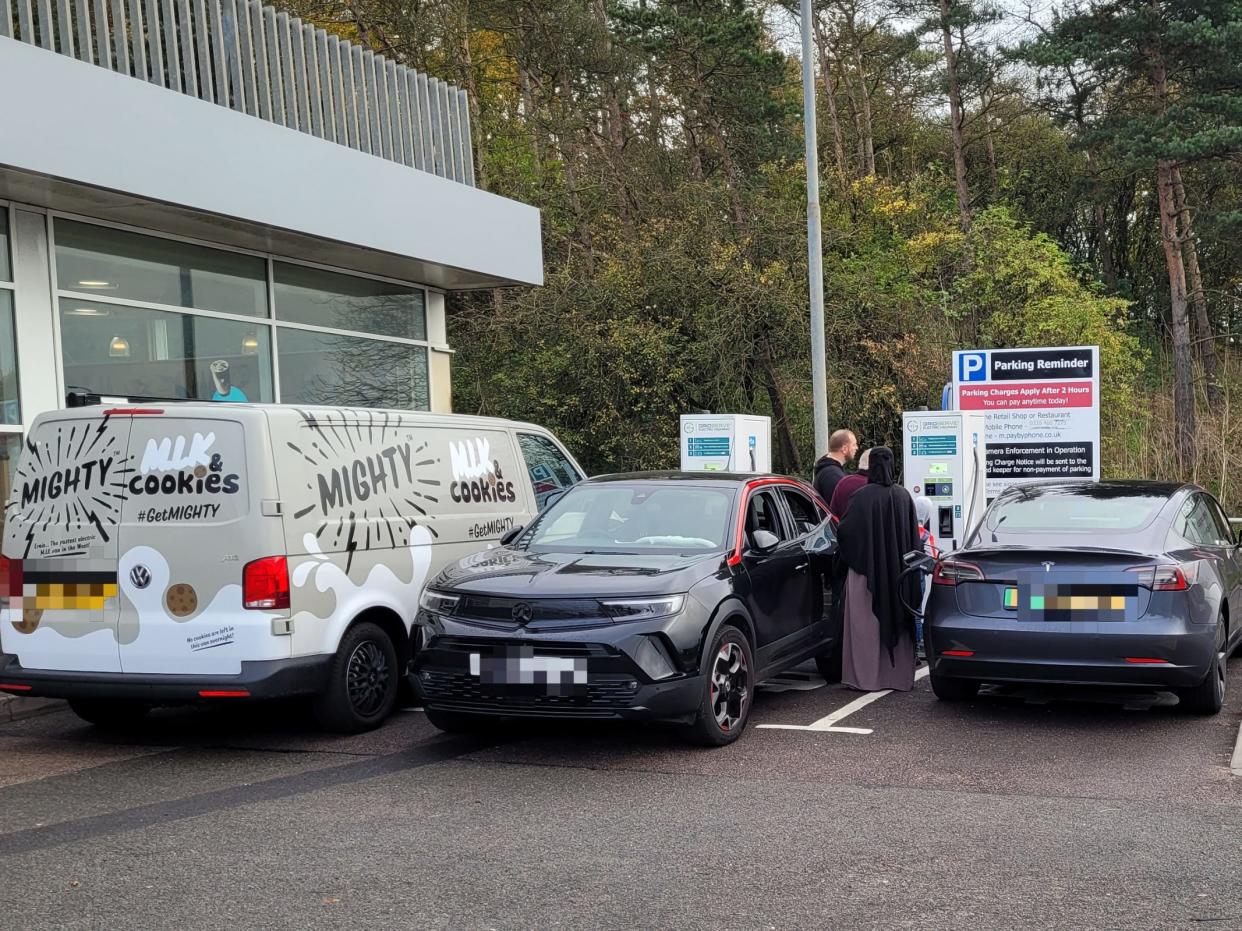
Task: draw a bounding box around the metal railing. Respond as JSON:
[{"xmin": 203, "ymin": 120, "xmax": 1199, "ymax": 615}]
[{"xmin": 2, "ymin": 0, "xmax": 475, "ymax": 185}]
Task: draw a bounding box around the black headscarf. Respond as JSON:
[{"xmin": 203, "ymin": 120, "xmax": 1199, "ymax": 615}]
[
  {"xmin": 837, "ymin": 446, "xmax": 920, "ymax": 659},
  {"xmin": 866, "ymin": 446, "xmax": 897, "ymax": 486}
]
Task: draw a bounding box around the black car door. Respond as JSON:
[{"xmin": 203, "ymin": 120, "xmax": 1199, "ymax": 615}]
[{"xmin": 739, "ymin": 487, "xmax": 815, "ymax": 669}]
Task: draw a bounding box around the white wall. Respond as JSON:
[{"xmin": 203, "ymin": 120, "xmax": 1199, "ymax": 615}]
[{"xmin": 0, "ymin": 38, "xmax": 543, "ymax": 290}]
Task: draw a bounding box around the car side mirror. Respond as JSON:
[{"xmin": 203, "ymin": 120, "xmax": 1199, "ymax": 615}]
[
  {"xmin": 751, "ymin": 529, "xmax": 780, "ymax": 551},
  {"xmin": 1234, "ymin": 527, "xmax": 1242, "ymax": 547},
  {"xmin": 803, "ymin": 518, "xmax": 839, "ymax": 557},
  {"xmin": 499, "ymin": 525, "xmax": 524, "ymax": 546}
]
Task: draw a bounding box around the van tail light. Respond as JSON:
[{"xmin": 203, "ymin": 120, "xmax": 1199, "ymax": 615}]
[
  {"xmin": 1127, "ymin": 564, "xmax": 1194, "ymax": 591},
  {"xmin": 0, "ymin": 555, "xmax": 22, "ymax": 597},
  {"xmin": 932, "ymin": 559, "xmax": 985, "ymax": 586},
  {"xmin": 102, "ymin": 408, "xmax": 164, "ymax": 416},
  {"xmin": 243, "ymin": 556, "xmax": 290, "ymax": 610}
]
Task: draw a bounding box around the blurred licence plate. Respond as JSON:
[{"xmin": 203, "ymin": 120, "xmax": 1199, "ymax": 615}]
[
  {"xmin": 469, "ymin": 648, "xmax": 588, "ymax": 693},
  {"xmin": 1011, "ymin": 572, "xmax": 1139, "ymax": 622}
]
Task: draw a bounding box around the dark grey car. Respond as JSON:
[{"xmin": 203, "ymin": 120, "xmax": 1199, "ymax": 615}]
[{"xmin": 925, "ymin": 481, "xmax": 1242, "ymax": 713}]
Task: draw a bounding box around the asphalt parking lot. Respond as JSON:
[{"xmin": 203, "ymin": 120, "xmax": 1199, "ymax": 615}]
[{"xmin": 1, "ymin": 657, "xmax": 1240, "ymax": 931}]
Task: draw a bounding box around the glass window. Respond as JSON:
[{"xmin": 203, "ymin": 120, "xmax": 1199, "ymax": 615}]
[
  {"xmin": 781, "ymin": 487, "xmax": 820, "ymax": 536},
  {"xmin": 59, "ymin": 299, "xmax": 273, "ymax": 402},
  {"xmin": 274, "ymin": 263, "xmax": 426, "ymax": 340},
  {"xmin": 0, "ymin": 207, "xmax": 10, "ymax": 281},
  {"xmin": 747, "ymin": 490, "xmax": 786, "ymax": 543},
  {"xmin": 1184, "ymin": 496, "xmax": 1231, "ymax": 547},
  {"xmin": 517, "ymin": 433, "xmax": 582, "ymax": 509},
  {"xmin": 277, "ymin": 328, "xmax": 428, "ymax": 409},
  {"xmin": 0, "ymin": 292, "xmax": 19, "ymax": 425},
  {"xmin": 985, "ymin": 486, "xmax": 1166, "ymax": 533},
  {"xmin": 526, "ymin": 484, "xmax": 732, "ymax": 552},
  {"xmin": 55, "ymin": 220, "xmax": 268, "ymax": 317}
]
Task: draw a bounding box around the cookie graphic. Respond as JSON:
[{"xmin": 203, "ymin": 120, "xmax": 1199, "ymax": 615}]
[
  {"xmin": 12, "ymin": 607, "xmax": 42, "ymax": 634},
  {"xmin": 165, "ymin": 583, "xmax": 198, "ymax": 618},
  {"xmin": 193, "ymin": 465, "xmax": 208, "ymax": 479}
]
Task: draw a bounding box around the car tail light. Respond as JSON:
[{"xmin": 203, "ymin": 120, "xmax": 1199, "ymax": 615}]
[
  {"xmin": 1127, "ymin": 564, "xmax": 1195, "ymax": 591},
  {"xmin": 0, "ymin": 555, "xmax": 22, "ymax": 597},
  {"xmin": 1124, "ymin": 657, "xmax": 1170, "ymax": 665},
  {"xmin": 0, "ymin": 683, "xmax": 33, "ymax": 692},
  {"xmin": 941, "ymin": 649, "xmax": 975, "ymax": 657},
  {"xmin": 932, "ymin": 559, "xmax": 985, "ymax": 586},
  {"xmin": 243, "ymin": 556, "xmax": 289, "ymax": 610},
  {"xmin": 198, "ymin": 689, "xmax": 251, "ymax": 698},
  {"xmin": 102, "ymin": 408, "xmax": 164, "ymax": 416}
]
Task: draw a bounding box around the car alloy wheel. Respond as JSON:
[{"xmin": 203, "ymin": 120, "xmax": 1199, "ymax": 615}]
[
  {"xmin": 709, "ymin": 641, "xmax": 750, "ymax": 732},
  {"xmin": 346, "ymin": 639, "xmax": 391, "ymax": 716}
]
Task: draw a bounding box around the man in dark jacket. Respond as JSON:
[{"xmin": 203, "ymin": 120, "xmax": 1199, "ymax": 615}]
[{"xmin": 812, "ymin": 429, "xmax": 858, "ymax": 507}]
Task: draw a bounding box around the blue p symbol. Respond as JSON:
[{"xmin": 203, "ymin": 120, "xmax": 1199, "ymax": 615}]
[{"xmin": 959, "ymin": 352, "xmax": 987, "ymax": 382}]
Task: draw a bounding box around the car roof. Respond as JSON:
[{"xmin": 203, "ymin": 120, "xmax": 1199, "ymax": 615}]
[{"xmin": 585, "ymin": 471, "xmax": 801, "ymax": 487}]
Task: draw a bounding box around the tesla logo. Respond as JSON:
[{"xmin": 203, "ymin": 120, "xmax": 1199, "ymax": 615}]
[
  {"xmin": 129, "ymin": 565, "xmax": 151, "ymax": 589},
  {"xmin": 511, "ymin": 602, "xmax": 533, "ymax": 624},
  {"xmin": 1041, "ymin": 561, "xmax": 1055, "ymax": 573}
]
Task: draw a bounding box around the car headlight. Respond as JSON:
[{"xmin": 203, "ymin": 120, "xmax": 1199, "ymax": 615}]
[
  {"xmin": 600, "ymin": 594, "xmax": 686, "ymax": 621},
  {"xmin": 419, "ymin": 589, "xmax": 460, "ymax": 616}
]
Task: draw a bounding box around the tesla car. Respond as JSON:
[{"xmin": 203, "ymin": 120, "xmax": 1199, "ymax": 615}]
[
  {"xmin": 411, "ymin": 472, "xmax": 841, "ymax": 745},
  {"xmin": 925, "ymin": 481, "xmax": 1241, "ymax": 713}
]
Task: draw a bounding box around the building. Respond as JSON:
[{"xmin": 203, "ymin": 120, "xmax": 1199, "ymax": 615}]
[{"xmin": 0, "ymin": 2, "xmax": 542, "ymax": 500}]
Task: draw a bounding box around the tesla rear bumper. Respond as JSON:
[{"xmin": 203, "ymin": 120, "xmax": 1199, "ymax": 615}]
[{"xmin": 926, "ymin": 615, "xmax": 1218, "ymax": 689}]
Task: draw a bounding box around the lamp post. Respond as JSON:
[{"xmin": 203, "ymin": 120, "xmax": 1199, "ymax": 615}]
[{"xmin": 800, "ymin": 0, "xmax": 830, "ymax": 457}]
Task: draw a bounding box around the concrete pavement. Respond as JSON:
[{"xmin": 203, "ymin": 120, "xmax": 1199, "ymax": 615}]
[{"xmin": 0, "ymin": 659, "xmax": 1238, "ymax": 930}]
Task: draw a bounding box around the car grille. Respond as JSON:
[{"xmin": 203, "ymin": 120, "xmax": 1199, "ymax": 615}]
[
  {"xmin": 456, "ymin": 595, "xmax": 609, "ymax": 626},
  {"xmin": 418, "ymin": 669, "xmax": 637, "ymax": 715}
]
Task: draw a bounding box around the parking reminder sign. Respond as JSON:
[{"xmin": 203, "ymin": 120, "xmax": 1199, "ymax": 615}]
[{"xmin": 952, "ymin": 346, "xmax": 1100, "ymax": 497}]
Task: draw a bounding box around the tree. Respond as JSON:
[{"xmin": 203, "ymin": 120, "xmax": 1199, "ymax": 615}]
[{"xmin": 1023, "ymin": 0, "xmax": 1242, "ymax": 472}]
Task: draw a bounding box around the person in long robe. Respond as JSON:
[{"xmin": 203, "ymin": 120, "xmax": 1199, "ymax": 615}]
[{"xmin": 836, "ymin": 446, "xmax": 921, "ymax": 692}]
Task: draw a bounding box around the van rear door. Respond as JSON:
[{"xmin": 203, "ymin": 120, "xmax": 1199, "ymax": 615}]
[
  {"xmin": 116, "ymin": 412, "xmax": 288, "ymax": 674},
  {"xmin": 1, "ymin": 412, "xmax": 132, "ymax": 672}
]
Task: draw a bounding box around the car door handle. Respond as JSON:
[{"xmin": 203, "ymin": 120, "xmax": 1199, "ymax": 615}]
[{"xmin": 795, "ymin": 562, "xmax": 809, "ymax": 572}]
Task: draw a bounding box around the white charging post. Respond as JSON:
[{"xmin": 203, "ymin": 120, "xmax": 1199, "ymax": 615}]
[
  {"xmin": 679, "ymin": 414, "xmax": 772, "ymax": 474},
  {"xmin": 902, "ymin": 411, "xmax": 987, "ymax": 553}
]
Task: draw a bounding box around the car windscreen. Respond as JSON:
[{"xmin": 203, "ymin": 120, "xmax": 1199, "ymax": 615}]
[
  {"xmin": 524, "ymin": 484, "xmax": 732, "ymax": 553},
  {"xmin": 985, "ymin": 486, "xmax": 1168, "ymax": 534}
]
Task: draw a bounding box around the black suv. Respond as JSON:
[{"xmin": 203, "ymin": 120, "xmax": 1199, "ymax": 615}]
[{"xmin": 412, "ymin": 472, "xmax": 840, "ymax": 745}]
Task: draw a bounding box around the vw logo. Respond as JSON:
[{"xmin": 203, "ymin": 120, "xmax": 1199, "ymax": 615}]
[
  {"xmin": 511, "ymin": 602, "xmax": 534, "ymax": 624},
  {"xmin": 129, "ymin": 565, "xmax": 152, "ymax": 589}
]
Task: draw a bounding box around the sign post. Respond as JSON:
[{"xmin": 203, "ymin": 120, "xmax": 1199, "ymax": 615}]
[{"xmin": 951, "ymin": 346, "xmax": 1100, "ymax": 498}]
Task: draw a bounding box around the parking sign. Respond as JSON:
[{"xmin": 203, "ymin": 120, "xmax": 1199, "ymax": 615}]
[
  {"xmin": 951, "ymin": 346, "xmax": 1100, "ymax": 497},
  {"xmin": 958, "ymin": 352, "xmax": 987, "ymax": 382}
]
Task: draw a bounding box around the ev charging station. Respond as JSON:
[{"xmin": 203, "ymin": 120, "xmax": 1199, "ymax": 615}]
[
  {"xmin": 679, "ymin": 414, "xmax": 772, "ymax": 474},
  {"xmin": 902, "ymin": 411, "xmax": 986, "ymax": 553}
]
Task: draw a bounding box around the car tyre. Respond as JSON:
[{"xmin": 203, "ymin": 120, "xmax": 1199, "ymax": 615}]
[
  {"xmin": 312, "ymin": 621, "xmax": 399, "ymax": 733},
  {"xmin": 68, "ymin": 698, "xmax": 151, "ymax": 729},
  {"xmin": 929, "ymin": 671, "xmax": 980, "ymax": 702},
  {"xmin": 1177, "ymin": 621, "xmax": 1227, "ymax": 716},
  {"xmin": 682, "ymin": 624, "xmax": 753, "ymax": 747}
]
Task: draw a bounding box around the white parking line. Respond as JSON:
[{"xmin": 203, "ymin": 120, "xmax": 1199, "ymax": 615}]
[
  {"xmin": 757, "ymin": 666, "xmax": 930, "ymax": 735},
  {"xmin": 1231, "ymin": 722, "xmax": 1242, "ymax": 777}
]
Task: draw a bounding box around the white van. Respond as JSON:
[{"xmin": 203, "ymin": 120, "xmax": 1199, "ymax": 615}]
[{"xmin": 0, "ymin": 404, "xmax": 584, "ymax": 731}]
